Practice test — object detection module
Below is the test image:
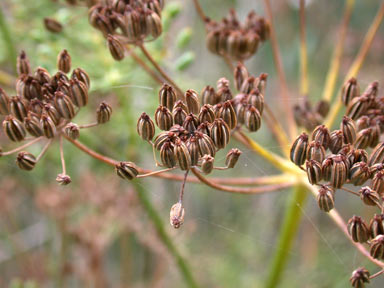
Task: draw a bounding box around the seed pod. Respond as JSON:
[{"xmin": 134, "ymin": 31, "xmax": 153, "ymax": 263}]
[
  {"xmin": 329, "ymin": 130, "xmax": 343, "ymax": 154},
  {"xmin": 350, "ymin": 268, "xmax": 370, "ymax": 288},
  {"xmin": 245, "ymin": 106, "xmax": 261, "ymax": 132},
  {"xmin": 364, "ymin": 81, "xmax": 379, "ymax": 99},
  {"xmin": 51, "ymin": 71, "xmax": 69, "ymax": 89},
  {"xmin": 240, "ymin": 76, "xmax": 259, "ymax": 94},
  {"xmin": 10, "ymin": 96, "xmax": 28, "ymax": 122},
  {"xmin": 186, "ymin": 136, "xmax": 200, "ymax": 166},
  {"xmin": 234, "ymin": 63, "xmax": 249, "ymax": 91},
  {"xmin": 201, "ymin": 86, "xmax": 218, "ymax": 105},
  {"xmin": 356, "ymin": 115, "xmax": 370, "ymax": 132},
  {"xmin": 330, "ymin": 154, "xmax": 348, "ymax": 188},
  {"xmin": 173, "ymin": 100, "xmax": 189, "ymax": 114},
  {"xmin": 316, "ymin": 185, "xmax": 335, "ymax": 212},
  {"xmin": 349, "ymin": 162, "xmax": 371, "ymax": 186},
  {"xmin": 354, "ymin": 128, "xmax": 372, "ymax": 149},
  {"xmin": 17, "ymin": 51, "xmax": 30, "ymax": 75},
  {"xmin": 347, "ymin": 215, "xmax": 370, "ymax": 243},
  {"xmin": 226, "ymin": 148, "xmax": 242, "ymax": 168},
  {"xmin": 146, "ymin": 10, "xmax": 162, "ymax": 39},
  {"xmin": 370, "ymin": 124, "xmax": 381, "ymax": 148},
  {"xmin": 16, "ymin": 151, "xmax": 36, "ymax": 171},
  {"xmin": 183, "ymin": 113, "xmax": 199, "ymax": 133},
  {"xmin": 235, "ymin": 100, "xmax": 248, "ymax": 125},
  {"xmin": 57, "ymin": 49, "xmax": 71, "ymax": 73},
  {"xmin": 341, "ymin": 77, "xmax": 360, "ymax": 105},
  {"xmin": 70, "ymin": 79, "xmax": 88, "ymax": 107},
  {"xmin": 369, "ymin": 163, "xmax": 384, "ymax": 175},
  {"xmin": 54, "ymin": 91, "xmax": 75, "ymax": 119},
  {"xmin": 368, "ymin": 142, "xmax": 384, "ymax": 166},
  {"xmin": 107, "ymin": 34, "xmax": 125, "ymax": 61},
  {"xmin": 311, "ymin": 125, "xmax": 330, "ymax": 150},
  {"xmin": 346, "ymin": 95, "xmax": 369, "ymax": 120},
  {"xmin": 44, "ymin": 17, "xmax": 63, "ymax": 33},
  {"xmin": 217, "ymin": 86, "xmax": 233, "ymax": 102},
  {"xmin": 340, "ymin": 116, "xmax": 356, "ymax": 144},
  {"xmin": 217, "ymin": 100, "xmax": 237, "ymax": 129},
  {"xmin": 72, "ymin": 68, "xmax": 90, "ymax": 89},
  {"xmin": 115, "ymin": 161, "xmax": 139, "ymax": 180},
  {"xmin": 370, "ymin": 235, "xmax": 384, "ymax": 259},
  {"xmin": 306, "ymin": 141, "xmax": 325, "ymax": 163},
  {"xmin": 321, "ymin": 157, "xmax": 333, "ymax": 181},
  {"xmin": 339, "ymin": 144, "xmax": 353, "ymax": 156},
  {"xmin": 315, "ymin": 100, "xmax": 330, "ymax": 118},
  {"xmin": 198, "ymin": 104, "xmax": 215, "ymax": 124},
  {"xmin": 372, "ymin": 170, "xmax": 384, "ymax": 196},
  {"xmin": 185, "ymin": 89, "xmax": 200, "ymax": 114},
  {"xmin": 360, "ymin": 186, "xmax": 380, "ymax": 206},
  {"xmin": 173, "ymin": 107, "xmax": 187, "ymax": 126},
  {"xmin": 174, "ymin": 139, "xmax": 191, "ymax": 171},
  {"xmin": 348, "ymin": 149, "xmax": 368, "ymax": 167},
  {"xmin": 0, "ymin": 88, "xmax": 10, "ymax": 115},
  {"xmin": 56, "ymin": 174, "xmax": 72, "ymax": 185},
  {"xmin": 22, "ymin": 77, "xmax": 42, "ymax": 100},
  {"xmin": 137, "ymin": 112, "xmax": 155, "ymax": 141},
  {"xmin": 97, "ymin": 102, "xmax": 112, "ymax": 124},
  {"xmin": 290, "ymin": 132, "xmax": 309, "ymax": 166},
  {"xmin": 40, "ymin": 114, "xmax": 56, "ymax": 138},
  {"xmin": 157, "ymin": 84, "xmax": 176, "ymax": 111},
  {"xmin": 196, "ymin": 121, "xmax": 210, "ymax": 136},
  {"xmin": 42, "ymin": 103, "xmax": 60, "ymax": 125},
  {"xmin": 248, "ymin": 89, "xmax": 264, "ymax": 115},
  {"xmin": 195, "ymin": 131, "xmax": 216, "ymax": 157},
  {"xmin": 206, "ymin": 30, "xmax": 221, "ymax": 55},
  {"xmin": 210, "ymin": 118, "xmax": 230, "ymax": 149},
  {"xmin": 154, "ymin": 106, "xmax": 173, "ymax": 130},
  {"xmin": 370, "ymin": 214, "xmax": 384, "ymax": 238},
  {"xmin": 24, "ymin": 113, "xmax": 43, "ymax": 137},
  {"xmin": 160, "ymin": 141, "xmax": 176, "ymax": 168},
  {"xmin": 170, "ymin": 202, "xmax": 185, "ymax": 229},
  {"xmin": 34, "ymin": 67, "xmax": 51, "ymax": 85},
  {"xmin": 64, "ymin": 123, "xmax": 80, "ymax": 140},
  {"xmin": 306, "ymin": 160, "xmax": 322, "ymax": 185},
  {"xmin": 3, "ymin": 115, "xmax": 26, "ymax": 142}
]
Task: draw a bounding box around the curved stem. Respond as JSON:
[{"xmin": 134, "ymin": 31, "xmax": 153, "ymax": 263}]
[
  {"xmin": 322, "ymin": 0, "xmax": 355, "ymax": 102},
  {"xmin": 264, "ymin": 183, "xmax": 308, "ymax": 288},
  {"xmin": 0, "ymin": 137, "xmax": 43, "ymax": 156},
  {"xmin": 325, "ymin": 2, "xmax": 384, "ymax": 128},
  {"xmin": 370, "ymin": 269, "xmax": 384, "ymax": 279},
  {"xmin": 36, "ymin": 139, "xmax": 53, "ymax": 162}
]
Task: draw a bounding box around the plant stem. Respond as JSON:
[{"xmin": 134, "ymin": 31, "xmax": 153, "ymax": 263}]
[
  {"xmin": 191, "ymin": 0, "xmax": 208, "ymax": 22},
  {"xmin": 321, "ymin": 0, "xmax": 355, "ymax": 102},
  {"xmin": 0, "ymin": 136, "xmax": 43, "ymax": 156},
  {"xmin": 132, "ymin": 181, "xmax": 199, "ymax": 288},
  {"xmin": 299, "ymin": 0, "xmax": 308, "ymax": 96},
  {"xmin": 0, "ymin": 6, "xmax": 17, "ymax": 72},
  {"xmin": 264, "ymin": 183, "xmax": 308, "ymax": 288}
]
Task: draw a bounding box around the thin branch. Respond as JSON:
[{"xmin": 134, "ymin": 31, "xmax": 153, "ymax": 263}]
[
  {"xmin": 0, "ymin": 137, "xmax": 43, "ymax": 156},
  {"xmin": 325, "ymin": 2, "xmax": 384, "ymax": 128},
  {"xmin": 322, "ymin": 0, "xmax": 355, "ymax": 102},
  {"xmin": 59, "ymin": 136, "xmax": 66, "ymax": 175},
  {"xmin": 137, "ymin": 167, "xmax": 176, "ymax": 178},
  {"xmin": 36, "ymin": 139, "xmax": 53, "ymax": 162},
  {"xmin": 340, "ymin": 186, "xmax": 359, "ymax": 196},
  {"xmin": 179, "ymin": 170, "xmax": 189, "ymax": 202},
  {"xmin": 299, "ymin": 0, "xmax": 309, "ymax": 96},
  {"xmin": 191, "ymin": 0, "xmax": 208, "ymax": 22},
  {"xmin": 370, "ymin": 269, "xmax": 384, "ymax": 279},
  {"xmin": 78, "ymin": 122, "xmax": 99, "ymax": 129}
]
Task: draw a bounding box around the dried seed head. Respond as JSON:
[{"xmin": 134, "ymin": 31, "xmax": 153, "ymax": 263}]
[
  {"xmin": 368, "ymin": 142, "xmax": 384, "ymax": 166},
  {"xmin": 340, "ymin": 116, "xmax": 357, "ymax": 144},
  {"xmin": 329, "ymin": 154, "xmax": 348, "ymax": 189},
  {"xmin": 3, "ymin": 115, "xmax": 26, "ymax": 142},
  {"xmin": 306, "ymin": 141, "xmax": 325, "ymax": 163},
  {"xmin": 185, "ymin": 89, "xmax": 200, "ymax": 114},
  {"xmin": 248, "ymin": 89, "xmax": 264, "ymax": 115},
  {"xmin": 57, "ymin": 49, "xmax": 71, "ymax": 73},
  {"xmin": 201, "ymin": 154, "xmax": 214, "ymax": 174},
  {"xmin": 305, "ymin": 160, "xmax": 322, "ymax": 185},
  {"xmin": 290, "ymin": 132, "xmax": 309, "ymax": 166},
  {"xmin": 350, "ymin": 267, "xmax": 370, "ymax": 288},
  {"xmin": 40, "ymin": 114, "xmax": 56, "ymax": 138},
  {"xmin": 17, "ymin": 50, "xmax": 30, "ymax": 75},
  {"xmin": 342, "ymin": 77, "xmax": 360, "ymax": 106},
  {"xmin": 56, "ymin": 174, "xmax": 72, "ymax": 185},
  {"xmin": 370, "ymin": 235, "xmax": 384, "ymax": 259},
  {"xmin": 72, "ymin": 67, "xmax": 90, "ymax": 89},
  {"xmin": 10, "ymin": 96, "xmax": 28, "ymax": 122},
  {"xmin": 70, "ymin": 78, "xmax": 89, "ymax": 107},
  {"xmin": 311, "ymin": 125, "xmax": 331, "ymax": 150},
  {"xmin": 245, "ymin": 106, "xmax": 261, "ymax": 132},
  {"xmin": 195, "ymin": 131, "xmax": 216, "ymax": 157},
  {"xmin": 160, "ymin": 141, "xmax": 176, "ymax": 168},
  {"xmin": 372, "ymin": 170, "xmax": 384, "ymax": 196},
  {"xmin": 16, "ymin": 151, "xmax": 36, "ymax": 171},
  {"xmin": 198, "ymin": 104, "xmax": 215, "ymax": 123},
  {"xmin": 155, "ymin": 106, "xmax": 173, "ymax": 131},
  {"xmin": 210, "ymin": 118, "xmax": 230, "ymax": 149},
  {"xmin": 348, "ymin": 216, "xmax": 370, "ymax": 243},
  {"xmin": 0, "ymin": 88, "xmax": 10, "ymax": 115},
  {"xmin": 24, "ymin": 113, "xmax": 43, "ymax": 137},
  {"xmin": 201, "ymin": 86, "xmax": 218, "ymax": 105},
  {"xmin": 174, "ymin": 139, "xmax": 191, "ymax": 171},
  {"xmin": 359, "ymin": 186, "xmax": 380, "ymax": 206},
  {"xmin": 44, "ymin": 17, "xmax": 63, "ymax": 33},
  {"xmin": 316, "ymin": 185, "xmax": 334, "ymax": 212},
  {"xmin": 96, "ymin": 102, "xmax": 112, "ymax": 124},
  {"xmin": 329, "ymin": 130, "xmax": 344, "ymax": 154},
  {"xmin": 234, "ymin": 62, "xmax": 249, "ymax": 91},
  {"xmin": 170, "ymin": 202, "xmax": 185, "ymax": 229},
  {"xmin": 370, "ymin": 214, "xmax": 384, "ymax": 239},
  {"xmin": 54, "ymin": 91, "xmax": 75, "ymax": 119},
  {"xmin": 64, "ymin": 123, "xmax": 80, "ymax": 140},
  {"xmin": 349, "ymin": 162, "xmax": 371, "ymax": 186},
  {"xmin": 159, "ymin": 84, "xmax": 176, "ymax": 111},
  {"xmin": 115, "ymin": 161, "xmax": 139, "ymax": 180},
  {"xmin": 218, "ymin": 100, "xmax": 237, "ymax": 129},
  {"xmin": 107, "ymin": 34, "xmax": 125, "ymax": 61},
  {"xmin": 226, "ymin": 148, "xmax": 242, "ymax": 168}
]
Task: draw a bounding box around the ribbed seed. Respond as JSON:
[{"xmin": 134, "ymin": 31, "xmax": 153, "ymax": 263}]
[
  {"xmin": 347, "ymin": 215, "xmax": 370, "ymax": 243},
  {"xmin": 40, "ymin": 114, "xmax": 56, "ymax": 138},
  {"xmin": 306, "ymin": 160, "xmax": 322, "ymax": 185},
  {"xmin": 96, "ymin": 102, "xmax": 112, "ymax": 124},
  {"xmin": 306, "ymin": 141, "xmax": 325, "ymax": 163},
  {"xmin": 16, "ymin": 151, "xmax": 36, "ymax": 171},
  {"xmin": 115, "ymin": 161, "xmax": 139, "ymax": 180},
  {"xmin": 234, "ymin": 63, "xmax": 249, "ymax": 91},
  {"xmin": 174, "ymin": 139, "xmax": 191, "ymax": 171},
  {"xmin": 107, "ymin": 34, "xmax": 125, "ymax": 61},
  {"xmin": 186, "ymin": 136, "xmax": 200, "ymax": 166},
  {"xmin": 195, "ymin": 131, "xmax": 216, "ymax": 157},
  {"xmin": 316, "ymin": 185, "xmax": 334, "ymax": 212},
  {"xmin": 347, "ymin": 149, "xmax": 368, "ymax": 167},
  {"xmin": 341, "ymin": 77, "xmax": 360, "ymax": 105},
  {"xmin": 349, "ymin": 162, "xmax": 371, "ymax": 186},
  {"xmin": 3, "ymin": 115, "xmax": 26, "ymax": 142},
  {"xmin": 372, "ymin": 170, "xmax": 384, "ymax": 196},
  {"xmin": 290, "ymin": 132, "xmax": 309, "ymax": 166},
  {"xmin": 370, "ymin": 235, "xmax": 384, "ymax": 259},
  {"xmin": 346, "ymin": 95, "xmax": 369, "ymax": 120},
  {"xmin": 321, "ymin": 158, "xmax": 333, "ymax": 181},
  {"xmin": 248, "ymin": 89, "xmax": 264, "ymax": 115},
  {"xmin": 34, "ymin": 67, "xmax": 51, "ymax": 85},
  {"xmin": 173, "ymin": 107, "xmax": 187, "ymax": 126},
  {"xmin": 218, "ymin": 100, "xmax": 237, "ymax": 129},
  {"xmin": 72, "ymin": 67, "xmax": 90, "ymax": 89},
  {"xmin": 57, "ymin": 49, "xmax": 71, "ymax": 73},
  {"xmin": 330, "ymin": 154, "xmax": 348, "ymax": 188},
  {"xmin": 369, "ymin": 163, "xmax": 384, "ymax": 175},
  {"xmin": 185, "ymin": 89, "xmax": 200, "ymax": 114},
  {"xmin": 359, "ymin": 186, "xmax": 380, "ymax": 206},
  {"xmin": 201, "ymin": 86, "xmax": 218, "ymax": 105},
  {"xmin": 43, "ymin": 103, "xmax": 61, "ymax": 125},
  {"xmin": 356, "ymin": 116, "xmax": 370, "ymax": 132},
  {"xmin": 198, "ymin": 104, "xmax": 215, "ymax": 123},
  {"xmin": 10, "ymin": 96, "xmax": 28, "ymax": 121},
  {"xmin": 245, "ymin": 106, "xmax": 261, "ymax": 132},
  {"xmin": 17, "ymin": 51, "xmax": 30, "ymax": 75},
  {"xmin": 173, "ymin": 100, "xmax": 189, "ymax": 114},
  {"xmin": 340, "ymin": 116, "xmax": 356, "ymax": 144},
  {"xmin": 160, "ymin": 141, "xmax": 176, "ymax": 168},
  {"xmin": 368, "ymin": 142, "xmax": 384, "ymax": 166},
  {"xmin": 370, "ymin": 124, "xmax": 380, "ymax": 148},
  {"xmin": 350, "ymin": 268, "xmax": 370, "ymax": 288},
  {"xmin": 311, "ymin": 125, "xmax": 331, "ymax": 150},
  {"xmin": 24, "ymin": 113, "xmax": 43, "ymax": 137},
  {"xmin": 54, "ymin": 91, "xmax": 75, "ymax": 119},
  {"xmin": 137, "ymin": 112, "xmax": 155, "ymax": 141},
  {"xmin": 170, "ymin": 202, "xmax": 185, "ymax": 229},
  {"xmin": 354, "ymin": 128, "xmax": 372, "ymax": 149},
  {"xmin": 217, "ymin": 86, "xmax": 232, "ymax": 102},
  {"xmin": 210, "ymin": 118, "xmax": 230, "ymax": 149},
  {"xmin": 182, "ymin": 114, "xmax": 198, "ymax": 133},
  {"xmin": 225, "ymin": 148, "xmax": 242, "ymax": 168},
  {"xmin": 64, "ymin": 123, "xmax": 80, "ymax": 140},
  {"xmin": 329, "ymin": 130, "xmax": 344, "ymax": 154},
  {"xmin": 370, "ymin": 214, "xmax": 384, "ymax": 238},
  {"xmin": 146, "ymin": 10, "xmax": 162, "ymax": 38},
  {"xmin": 0, "ymin": 88, "xmax": 10, "ymax": 115},
  {"xmin": 201, "ymin": 154, "xmax": 214, "ymax": 174},
  {"xmin": 158, "ymin": 84, "xmax": 176, "ymax": 111},
  {"xmin": 240, "ymin": 76, "xmax": 259, "ymax": 94},
  {"xmin": 70, "ymin": 79, "xmax": 89, "ymax": 107}
]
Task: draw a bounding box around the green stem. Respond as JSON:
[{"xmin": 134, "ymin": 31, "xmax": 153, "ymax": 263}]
[
  {"xmin": 133, "ymin": 181, "xmax": 199, "ymax": 288},
  {"xmin": 0, "ymin": 6, "xmax": 17, "ymax": 71},
  {"xmin": 264, "ymin": 183, "xmax": 308, "ymax": 288}
]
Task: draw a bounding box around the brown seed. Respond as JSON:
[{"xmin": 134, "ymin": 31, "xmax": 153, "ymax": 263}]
[
  {"xmin": 370, "ymin": 235, "xmax": 384, "ymax": 259},
  {"xmin": 368, "ymin": 142, "xmax": 384, "ymax": 166},
  {"xmin": 195, "ymin": 131, "xmax": 216, "ymax": 157},
  {"xmin": 170, "ymin": 202, "xmax": 185, "ymax": 229},
  {"xmin": 173, "ymin": 107, "xmax": 188, "ymax": 126},
  {"xmin": 349, "ymin": 162, "xmax": 371, "ymax": 186},
  {"xmin": 44, "ymin": 17, "xmax": 63, "ymax": 33},
  {"xmin": 146, "ymin": 10, "xmax": 162, "ymax": 39},
  {"xmin": 226, "ymin": 148, "xmax": 242, "ymax": 168},
  {"xmin": 341, "ymin": 77, "xmax": 360, "ymax": 106},
  {"xmin": 356, "ymin": 115, "xmax": 370, "ymax": 132},
  {"xmin": 54, "ymin": 91, "xmax": 75, "ymax": 119},
  {"xmin": 72, "ymin": 67, "xmax": 90, "ymax": 89},
  {"xmin": 347, "ymin": 149, "xmax": 368, "ymax": 167},
  {"xmin": 174, "ymin": 139, "xmax": 191, "ymax": 171},
  {"xmin": 315, "ymin": 100, "xmax": 330, "ymax": 118},
  {"xmin": 340, "ymin": 116, "xmax": 356, "ymax": 144},
  {"xmin": 137, "ymin": 112, "xmax": 155, "ymax": 142},
  {"xmin": 370, "ymin": 214, "xmax": 384, "ymax": 239},
  {"xmin": 311, "ymin": 125, "xmax": 331, "ymax": 150},
  {"xmin": 0, "ymin": 88, "xmax": 10, "ymax": 115},
  {"xmin": 115, "ymin": 161, "xmax": 139, "ymax": 180},
  {"xmin": 16, "ymin": 151, "xmax": 36, "ymax": 171},
  {"xmin": 57, "ymin": 49, "xmax": 71, "ymax": 73},
  {"xmin": 160, "ymin": 141, "xmax": 176, "ymax": 168},
  {"xmin": 10, "ymin": 96, "xmax": 28, "ymax": 122},
  {"xmin": 201, "ymin": 86, "xmax": 218, "ymax": 105},
  {"xmin": 305, "ymin": 160, "xmax": 322, "ymax": 185},
  {"xmin": 234, "ymin": 62, "xmax": 249, "ymax": 91},
  {"xmin": 201, "ymin": 154, "xmax": 214, "ymax": 174},
  {"xmin": 34, "ymin": 67, "xmax": 51, "ymax": 85},
  {"xmin": 359, "ymin": 186, "xmax": 380, "ymax": 206},
  {"xmin": 350, "ymin": 267, "xmax": 370, "ymax": 288},
  {"xmin": 3, "ymin": 115, "xmax": 26, "ymax": 142},
  {"xmin": 56, "ymin": 174, "xmax": 72, "ymax": 185},
  {"xmin": 240, "ymin": 76, "xmax": 259, "ymax": 94},
  {"xmin": 185, "ymin": 89, "xmax": 200, "ymax": 114},
  {"xmin": 196, "ymin": 121, "xmax": 211, "ymax": 136},
  {"xmin": 159, "ymin": 84, "xmax": 176, "ymax": 111},
  {"xmin": 290, "ymin": 132, "xmax": 309, "ymax": 166},
  {"xmin": 346, "ymin": 95, "xmax": 369, "ymax": 120},
  {"xmin": 155, "ymin": 106, "xmax": 173, "ymax": 130},
  {"xmin": 329, "ymin": 154, "xmax": 348, "ymax": 189},
  {"xmin": 372, "ymin": 170, "xmax": 384, "ymax": 196},
  {"xmin": 306, "ymin": 141, "xmax": 325, "ymax": 163},
  {"xmin": 321, "ymin": 157, "xmax": 333, "ymax": 181},
  {"xmin": 17, "ymin": 51, "xmax": 30, "ymax": 75},
  {"xmin": 354, "ymin": 128, "xmax": 372, "ymax": 149},
  {"xmin": 370, "ymin": 124, "xmax": 381, "ymax": 148},
  {"xmin": 183, "ymin": 113, "xmax": 199, "ymax": 133},
  {"xmin": 154, "ymin": 131, "xmax": 176, "ymax": 150},
  {"xmin": 186, "ymin": 136, "xmax": 200, "ymax": 166},
  {"xmin": 210, "ymin": 118, "xmax": 230, "ymax": 149},
  {"xmin": 64, "ymin": 123, "xmax": 80, "ymax": 140},
  {"xmin": 70, "ymin": 78, "xmax": 89, "ymax": 107},
  {"xmin": 348, "ymin": 215, "xmax": 370, "ymax": 243},
  {"xmin": 43, "ymin": 103, "xmax": 61, "ymax": 125},
  {"xmin": 245, "ymin": 106, "xmax": 261, "ymax": 132},
  {"xmin": 24, "ymin": 112, "xmax": 43, "ymax": 137},
  {"xmin": 96, "ymin": 102, "xmax": 112, "ymax": 124},
  {"xmin": 218, "ymin": 100, "xmax": 237, "ymax": 129},
  {"xmin": 107, "ymin": 34, "xmax": 125, "ymax": 61},
  {"xmin": 248, "ymin": 89, "xmax": 264, "ymax": 115},
  {"xmin": 316, "ymin": 185, "xmax": 334, "ymax": 212},
  {"xmin": 198, "ymin": 104, "xmax": 215, "ymax": 124},
  {"xmin": 40, "ymin": 114, "xmax": 56, "ymax": 138},
  {"xmin": 217, "ymin": 86, "xmax": 233, "ymax": 102},
  {"xmin": 329, "ymin": 130, "xmax": 344, "ymax": 154}
]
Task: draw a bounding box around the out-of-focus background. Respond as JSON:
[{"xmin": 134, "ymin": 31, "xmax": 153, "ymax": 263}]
[{"xmin": 0, "ymin": 0, "xmax": 384, "ymax": 287}]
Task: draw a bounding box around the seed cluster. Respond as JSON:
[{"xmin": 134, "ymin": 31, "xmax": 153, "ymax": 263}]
[
  {"xmin": 293, "ymin": 98, "xmax": 330, "ymax": 131},
  {"xmin": 205, "ymin": 9, "xmax": 270, "ymax": 61},
  {"xmin": 290, "ymin": 80, "xmax": 384, "ymax": 267}
]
